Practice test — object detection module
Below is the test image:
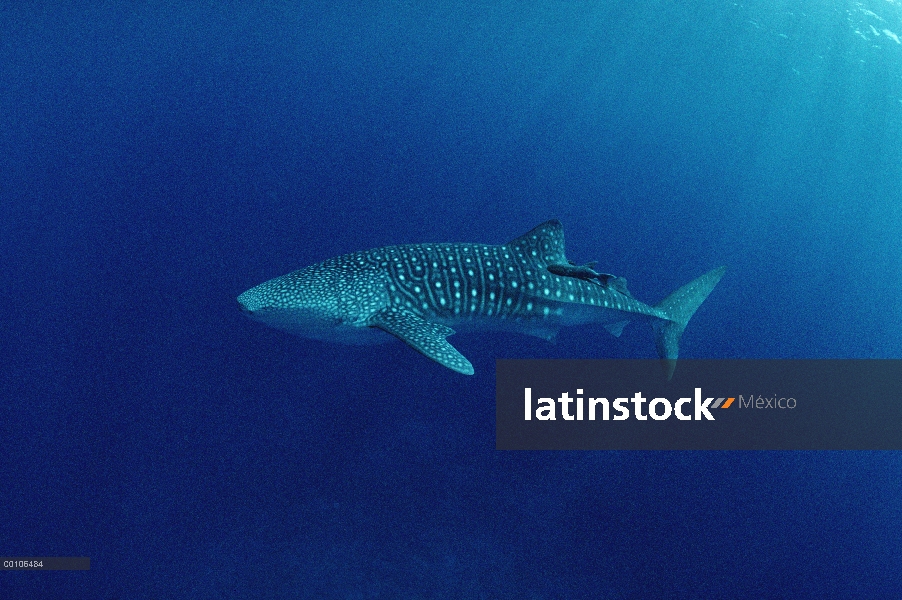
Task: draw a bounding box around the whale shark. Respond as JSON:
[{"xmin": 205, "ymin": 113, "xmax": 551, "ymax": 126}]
[{"xmin": 238, "ymin": 220, "xmax": 725, "ymax": 377}]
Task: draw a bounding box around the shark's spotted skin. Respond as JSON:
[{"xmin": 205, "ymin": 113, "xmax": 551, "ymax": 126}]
[{"xmin": 238, "ymin": 220, "xmax": 726, "ymax": 377}]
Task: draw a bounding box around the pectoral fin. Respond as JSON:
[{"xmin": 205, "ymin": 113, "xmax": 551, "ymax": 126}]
[{"xmin": 369, "ymin": 307, "xmax": 474, "ymax": 375}]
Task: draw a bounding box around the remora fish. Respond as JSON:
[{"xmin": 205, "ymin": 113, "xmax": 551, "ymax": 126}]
[{"xmin": 238, "ymin": 220, "xmax": 725, "ymax": 377}]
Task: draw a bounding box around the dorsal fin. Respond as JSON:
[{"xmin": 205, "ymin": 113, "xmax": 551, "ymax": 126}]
[
  {"xmin": 506, "ymin": 220, "xmax": 567, "ymax": 266},
  {"xmin": 610, "ymin": 276, "xmax": 632, "ymax": 297}
]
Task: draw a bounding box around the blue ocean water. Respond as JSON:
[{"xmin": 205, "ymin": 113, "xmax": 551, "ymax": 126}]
[{"xmin": 2, "ymin": 1, "xmax": 901, "ymax": 597}]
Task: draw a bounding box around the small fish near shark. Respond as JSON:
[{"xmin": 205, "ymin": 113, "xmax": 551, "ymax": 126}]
[
  {"xmin": 238, "ymin": 220, "xmax": 726, "ymax": 378},
  {"xmin": 545, "ymin": 261, "xmax": 630, "ymax": 294}
]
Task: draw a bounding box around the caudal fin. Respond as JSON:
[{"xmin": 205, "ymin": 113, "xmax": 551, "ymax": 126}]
[{"xmin": 652, "ymin": 266, "xmax": 726, "ymax": 379}]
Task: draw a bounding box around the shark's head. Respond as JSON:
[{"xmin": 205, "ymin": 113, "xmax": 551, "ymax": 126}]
[
  {"xmin": 238, "ymin": 266, "xmax": 344, "ymax": 335},
  {"xmin": 238, "ymin": 258, "xmax": 391, "ymax": 344}
]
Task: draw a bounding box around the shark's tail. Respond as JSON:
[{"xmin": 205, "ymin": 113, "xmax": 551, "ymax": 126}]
[{"xmin": 651, "ymin": 266, "xmax": 727, "ymax": 379}]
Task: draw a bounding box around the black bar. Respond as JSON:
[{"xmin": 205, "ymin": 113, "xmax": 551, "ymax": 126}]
[
  {"xmin": 496, "ymin": 359, "xmax": 902, "ymax": 450},
  {"xmin": 1, "ymin": 557, "xmax": 90, "ymax": 571}
]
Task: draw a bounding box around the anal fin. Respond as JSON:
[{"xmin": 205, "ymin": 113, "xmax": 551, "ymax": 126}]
[
  {"xmin": 369, "ymin": 307, "xmax": 474, "ymax": 375},
  {"xmin": 604, "ymin": 320, "xmax": 629, "ymax": 338}
]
